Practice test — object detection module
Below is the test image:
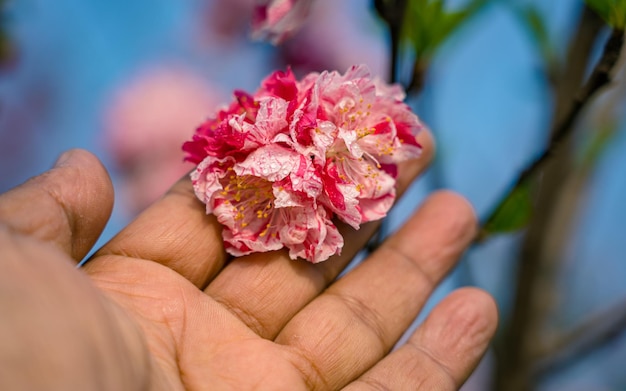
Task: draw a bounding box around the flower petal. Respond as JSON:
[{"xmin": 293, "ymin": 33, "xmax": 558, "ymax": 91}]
[
  {"xmin": 283, "ymin": 205, "xmax": 343, "ymax": 263},
  {"xmin": 234, "ymin": 144, "xmax": 301, "ymax": 182}
]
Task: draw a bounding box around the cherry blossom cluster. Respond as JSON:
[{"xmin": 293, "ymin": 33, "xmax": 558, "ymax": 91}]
[{"xmin": 184, "ymin": 65, "xmax": 424, "ymax": 263}]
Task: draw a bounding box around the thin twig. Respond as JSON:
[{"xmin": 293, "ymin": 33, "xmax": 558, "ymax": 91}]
[
  {"xmin": 481, "ymin": 28, "xmax": 624, "ymax": 231},
  {"xmin": 533, "ymin": 299, "xmax": 626, "ymax": 379},
  {"xmin": 407, "ymin": 57, "xmax": 428, "ymax": 94},
  {"xmin": 374, "ymin": 0, "xmax": 408, "ymax": 83}
]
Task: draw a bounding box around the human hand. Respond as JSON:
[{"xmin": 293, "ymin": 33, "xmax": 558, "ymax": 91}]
[{"xmin": 0, "ymin": 130, "xmax": 497, "ymax": 390}]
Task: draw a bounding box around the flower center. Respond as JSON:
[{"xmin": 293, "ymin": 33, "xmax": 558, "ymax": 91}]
[{"xmin": 221, "ymin": 172, "xmax": 275, "ymax": 229}]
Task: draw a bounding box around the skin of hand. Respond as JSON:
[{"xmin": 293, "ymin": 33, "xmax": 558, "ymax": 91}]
[{"xmin": 0, "ymin": 130, "xmax": 498, "ymax": 391}]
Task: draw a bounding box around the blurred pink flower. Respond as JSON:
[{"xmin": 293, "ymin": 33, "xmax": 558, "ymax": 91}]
[
  {"xmin": 186, "ymin": 65, "xmax": 424, "ymax": 263},
  {"xmin": 103, "ymin": 64, "xmax": 223, "ymax": 214},
  {"xmin": 251, "ymin": 0, "xmax": 314, "ymax": 44}
]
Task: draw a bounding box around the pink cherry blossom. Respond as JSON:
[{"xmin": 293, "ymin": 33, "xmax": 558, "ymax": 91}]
[
  {"xmin": 185, "ymin": 64, "xmax": 424, "ymax": 263},
  {"xmin": 251, "ymin": 0, "xmax": 314, "ymax": 44}
]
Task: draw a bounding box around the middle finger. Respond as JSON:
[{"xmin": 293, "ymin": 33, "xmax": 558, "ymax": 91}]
[{"xmin": 204, "ymin": 130, "xmax": 434, "ymax": 339}]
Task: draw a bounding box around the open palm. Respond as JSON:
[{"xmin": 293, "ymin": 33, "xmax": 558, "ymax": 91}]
[{"xmin": 0, "ymin": 133, "xmax": 497, "ymax": 390}]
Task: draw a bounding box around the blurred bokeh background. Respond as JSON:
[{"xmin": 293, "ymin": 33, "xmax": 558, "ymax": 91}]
[{"xmin": 1, "ymin": 0, "xmax": 625, "ymax": 389}]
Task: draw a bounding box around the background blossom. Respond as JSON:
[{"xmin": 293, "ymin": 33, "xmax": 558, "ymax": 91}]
[
  {"xmin": 103, "ymin": 64, "xmax": 223, "ymax": 214},
  {"xmin": 251, "ymin": 0, "xmax": 314, "ymax": 44}
]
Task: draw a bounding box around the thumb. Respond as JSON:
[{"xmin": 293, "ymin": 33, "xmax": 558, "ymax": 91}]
[{"xmin": 0, "ymin": 149, "xmax": 114, "ymax": 262}]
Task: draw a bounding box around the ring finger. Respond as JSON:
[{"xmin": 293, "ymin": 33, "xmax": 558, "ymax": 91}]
[
  {"xmin": 204, "ymin": 129, "xmax": 435, "ymax": 339},
  {"xmin": 276, "ymin": 191, "xmax": 478, "ymax": 390}
]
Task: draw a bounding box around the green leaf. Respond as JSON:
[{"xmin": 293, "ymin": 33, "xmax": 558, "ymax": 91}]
[
  {"xmin": 402, "ymin": 0, "xmax": 489, "ymax": 62},
  {"xmin": 521, "ymin": 6, "xmax": 551, "ymax": 53},
  {"xmin": 586, "ymin": 0, "xmax": 626, "ymax": 28},
  {"xmin": 514, "ymin": 4, "xmax": 559, "ymax": 79},
  {"xmin": 482, "ymin": 181, "xmax": 534, "ymax": 236}
]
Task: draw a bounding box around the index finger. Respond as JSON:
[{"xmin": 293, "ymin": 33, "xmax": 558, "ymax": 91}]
[{"xmin": 92, "ymin": 175, "xmax": 227, "ymax": 289}]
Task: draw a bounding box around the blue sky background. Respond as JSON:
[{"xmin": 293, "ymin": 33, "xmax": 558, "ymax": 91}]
[{"xmin": 1, "ymin": 0, "xmax": 625, "ymax": 389}]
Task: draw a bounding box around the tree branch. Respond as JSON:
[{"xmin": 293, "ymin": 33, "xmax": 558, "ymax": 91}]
[
  {"xmin": 481, "ymin": 27, "xmax": 624, "ymax": 232},
  {"xmin": 533, "ymin": 299, "xmax": 626, "ymax": 379},
  {"xmin": 493, "ymin": 10, "xmax": 623, "ymax": 391},
  {"xmin": 374, "ymin": 0, "xmax": 408, "ymax": 83}
]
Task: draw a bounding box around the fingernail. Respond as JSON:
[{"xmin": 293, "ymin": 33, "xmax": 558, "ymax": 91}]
[{"xmin": 53, "ymin": 150, "xmax": 74, "ymax": 168}]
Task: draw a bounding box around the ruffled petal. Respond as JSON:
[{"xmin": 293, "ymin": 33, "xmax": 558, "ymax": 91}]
[
  {"xmin": 234, "ymin": 143, "xmax": 301, "ymax": 182},
  {"xmin": 283, "ymin": 205, "xmax": 343, "ymax": 263}
]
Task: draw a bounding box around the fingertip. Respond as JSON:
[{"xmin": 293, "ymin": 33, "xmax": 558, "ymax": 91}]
[
  {"xmin": 342, "ymin": 287, "xmax": 497, "ymax": 391},
  {"xmin": 51, "ymin": 148, "xmax": 114, "ymax": 201},
  {"xmin": 415, "ymin": 287, "xmax": 498, "ymax": 384},
  {"xmin": 436, "ymin": 287, "xmax": 499, "ymax": 338},
  {"xmin": 53, "ymin": 150, "xmax": 74, "ymax": 168},
  {"xmin": 427, "ymin": 190, "xmax": 478, "ymax": 237},
  {"xmin": 1, "ymin": 148, "xmax": 114, "ymax": 262},
  {"xmin": 54, "ymin": 148, "xmax": 99, "ymax": 169},
  {"xmin": 387, "ymin": 191, "xmax": 477, "ymax": 281},
  {"xmin": 50, "ymin": 149, "xmax": 115, "ymax": 240}
]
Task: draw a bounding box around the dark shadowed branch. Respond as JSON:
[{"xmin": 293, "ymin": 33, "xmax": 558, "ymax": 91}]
[
  {"xmin": 534, "ymin": 299, "xmax": 626, "ymax": 379},
  {"xmin": 374, "ymin": 0, "xmax": 408, "ymax": 83},
  {"xmin": 493, "ymin": 9, "xmax": 624, "ymax": 391}
]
